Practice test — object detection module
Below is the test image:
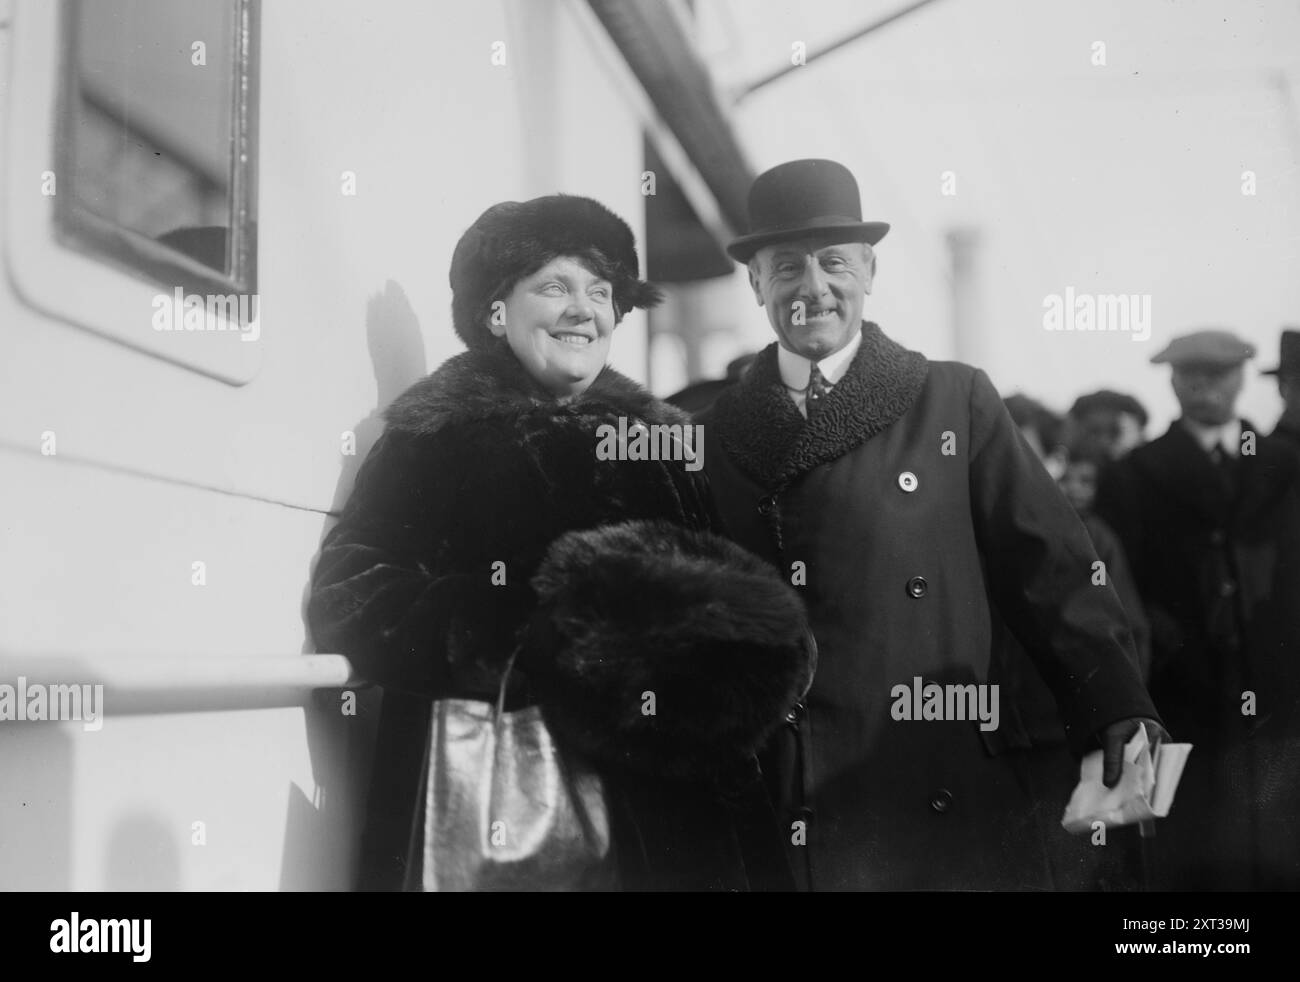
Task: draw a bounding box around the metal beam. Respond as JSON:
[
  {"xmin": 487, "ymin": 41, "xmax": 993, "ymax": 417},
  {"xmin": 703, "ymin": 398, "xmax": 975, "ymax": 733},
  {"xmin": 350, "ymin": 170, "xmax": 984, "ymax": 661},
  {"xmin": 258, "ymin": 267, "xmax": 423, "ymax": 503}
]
[
  {"xmin": 586, "ymin": 0, "xmax": 754, "ymax": 234},
  {"xmin": 736, "ymin": 0, "xmax": 946, "ymax": 102}
]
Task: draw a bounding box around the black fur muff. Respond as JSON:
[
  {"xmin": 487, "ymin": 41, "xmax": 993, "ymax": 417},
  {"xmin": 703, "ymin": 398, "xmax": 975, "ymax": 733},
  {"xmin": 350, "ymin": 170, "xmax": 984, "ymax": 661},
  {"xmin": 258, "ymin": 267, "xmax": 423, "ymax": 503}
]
[{"xmin": 528, "ymin": 519, "xmax": 815, "ymax": 783}]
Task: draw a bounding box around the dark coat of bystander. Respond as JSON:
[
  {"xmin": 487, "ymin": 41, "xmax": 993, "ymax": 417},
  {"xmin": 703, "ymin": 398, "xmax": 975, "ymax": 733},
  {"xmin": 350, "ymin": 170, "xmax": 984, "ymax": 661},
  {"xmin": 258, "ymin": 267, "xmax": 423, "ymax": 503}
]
[{"xmin": 1096, "ymin": 421, "xmax": 1300, "ymax": 889}]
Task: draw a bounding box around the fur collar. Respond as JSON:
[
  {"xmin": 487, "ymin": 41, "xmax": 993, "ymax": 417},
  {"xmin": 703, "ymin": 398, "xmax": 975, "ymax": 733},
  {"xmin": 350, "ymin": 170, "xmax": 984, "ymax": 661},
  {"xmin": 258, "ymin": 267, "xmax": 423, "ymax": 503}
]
[
  {"xmin": 708, "ymin": 322, "xmax": 929, "ymax": 489},
  {"xmin": 384, "ymin": 340, "xmax": 688, "ymax": 437}
]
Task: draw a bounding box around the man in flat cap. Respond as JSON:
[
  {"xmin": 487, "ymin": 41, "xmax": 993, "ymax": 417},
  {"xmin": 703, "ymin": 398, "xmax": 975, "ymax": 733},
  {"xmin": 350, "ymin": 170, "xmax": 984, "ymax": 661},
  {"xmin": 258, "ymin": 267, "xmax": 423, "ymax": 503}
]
[
  {"xmin": 1263, "ymin": 329, "xmax": 1300, "ymax": 454},
  {"xmin": 700, "ymin": 158, "xmax": 1162, "ymax": 891},
  {"xmin": 1095, "ymin": 330, "xmax": 1300, "ymax": 889}
]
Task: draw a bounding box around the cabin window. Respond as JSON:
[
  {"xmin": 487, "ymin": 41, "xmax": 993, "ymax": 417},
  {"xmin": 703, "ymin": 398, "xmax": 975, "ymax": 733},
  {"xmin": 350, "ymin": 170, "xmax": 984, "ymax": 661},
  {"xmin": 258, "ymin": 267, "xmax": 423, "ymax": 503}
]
[{"xmin": 54, "ymin": 0, "xmax": 259, "ymax": 299}]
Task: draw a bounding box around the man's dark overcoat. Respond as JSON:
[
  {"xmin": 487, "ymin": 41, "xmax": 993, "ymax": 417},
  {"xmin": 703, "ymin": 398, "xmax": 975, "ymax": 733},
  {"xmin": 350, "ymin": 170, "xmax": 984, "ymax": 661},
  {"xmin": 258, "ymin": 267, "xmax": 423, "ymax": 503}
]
[{"xmin": 700, "ymin": 322, "xmax": 1160, "ymax": 891}]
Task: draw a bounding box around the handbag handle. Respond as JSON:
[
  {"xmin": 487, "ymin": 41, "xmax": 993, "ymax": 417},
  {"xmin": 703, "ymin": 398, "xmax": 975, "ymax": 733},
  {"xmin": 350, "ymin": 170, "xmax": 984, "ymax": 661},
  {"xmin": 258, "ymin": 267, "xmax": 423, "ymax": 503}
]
[{"xmin": 493, "ymin": 642, "xmax": 525, "ymax": 722}]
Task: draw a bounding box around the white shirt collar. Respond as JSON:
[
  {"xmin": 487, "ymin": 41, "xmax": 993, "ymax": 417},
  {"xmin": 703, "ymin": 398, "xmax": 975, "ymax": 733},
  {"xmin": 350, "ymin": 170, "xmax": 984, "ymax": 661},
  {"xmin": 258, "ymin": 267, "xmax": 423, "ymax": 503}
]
[
  {"xmin": 777, "ymin": 329, "xmax": 863, "ymax": 392},
  {"xmin": 1181, "ymin": 417, "xmax": 1242, "ymax": 457}
]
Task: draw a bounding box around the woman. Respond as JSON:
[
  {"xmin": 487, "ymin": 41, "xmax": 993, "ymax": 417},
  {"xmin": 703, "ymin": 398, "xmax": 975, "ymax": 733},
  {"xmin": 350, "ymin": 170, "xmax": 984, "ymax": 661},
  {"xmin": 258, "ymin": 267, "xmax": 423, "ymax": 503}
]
[{"xmin": 308, "ymin": 195, "xmax": 813, "ymax": 891}]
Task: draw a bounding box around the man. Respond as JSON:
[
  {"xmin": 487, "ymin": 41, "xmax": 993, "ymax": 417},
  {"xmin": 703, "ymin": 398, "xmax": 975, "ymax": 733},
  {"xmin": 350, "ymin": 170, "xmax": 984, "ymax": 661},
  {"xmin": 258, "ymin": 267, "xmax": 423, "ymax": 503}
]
[
  {"xmin": 700, "ymin": 158, "xmax": 1162, "ymax": 891},
  {"xmin": 1095, "ymin": 331, "xmax": 1300, "ymax": 889},
  {"xmin": 1262, "ymin": 328, "xmax": 1300, "ymax": 453},
  {"xmin": 1066, "ymin": 390, "xmax": 1149, "ymax": 461}
]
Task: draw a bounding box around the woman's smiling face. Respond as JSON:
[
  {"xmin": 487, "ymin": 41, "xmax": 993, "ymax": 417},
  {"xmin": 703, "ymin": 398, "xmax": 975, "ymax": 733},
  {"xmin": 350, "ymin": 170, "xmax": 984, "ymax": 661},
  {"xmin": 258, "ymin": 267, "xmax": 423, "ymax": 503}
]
[{"xmin": 489, "ymin": 255, "xmax": 616, "ymax": 397}]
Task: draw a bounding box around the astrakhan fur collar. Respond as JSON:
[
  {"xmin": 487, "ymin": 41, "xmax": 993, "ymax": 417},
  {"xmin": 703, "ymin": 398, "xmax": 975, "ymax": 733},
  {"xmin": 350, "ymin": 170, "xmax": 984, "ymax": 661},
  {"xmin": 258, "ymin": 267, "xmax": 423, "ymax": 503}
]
[{"xmin": 707, "ymin": 322, "xmax": 929, "ymax": 490}]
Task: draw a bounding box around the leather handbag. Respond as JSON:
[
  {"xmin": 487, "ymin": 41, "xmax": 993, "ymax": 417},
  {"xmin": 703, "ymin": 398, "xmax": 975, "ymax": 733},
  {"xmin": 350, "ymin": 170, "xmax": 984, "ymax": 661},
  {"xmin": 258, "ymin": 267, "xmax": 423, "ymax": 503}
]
[{"xmin": 404, "ymin": 647, "xmax": 616, "ymax": 891}]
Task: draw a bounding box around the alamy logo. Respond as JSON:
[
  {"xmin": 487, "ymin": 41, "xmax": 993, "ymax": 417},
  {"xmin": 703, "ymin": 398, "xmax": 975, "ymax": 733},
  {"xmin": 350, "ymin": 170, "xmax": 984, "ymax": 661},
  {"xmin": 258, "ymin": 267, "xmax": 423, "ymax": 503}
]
[
  {"xmin": 1042, "ymin": 287, "xmax": 1151, "ymax": 341},
  {"xmin": 890, "ymin": 675, "xmax": 1000, "ymax": 732},
  {"xmin": 151, "ymin": 287, "xmax": 261, "ymax": 342},
  {"xmin": 595, "ymin": 417, "xmax": 704, "ymax": 472},
  {"xmin": 0, "ymin": 677, "xmax": 104, "ymax": 731},
  {"xmin": 50, "ymin": 913, "xmax": 150, "ymax": 962}
]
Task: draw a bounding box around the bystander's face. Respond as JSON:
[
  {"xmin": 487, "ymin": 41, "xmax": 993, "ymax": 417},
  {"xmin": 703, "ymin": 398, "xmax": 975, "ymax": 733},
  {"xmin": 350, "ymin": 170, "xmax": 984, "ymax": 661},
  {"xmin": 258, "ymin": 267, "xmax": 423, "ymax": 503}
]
[
  {"xmin": 1172, "ymin": 363, "xmax": 1244, "ymax": 426},
  {"xmin": 1114, "ymin": 413, "xmax": 1144, "ymax": 456},
  {"xmin": 749, "ymin": 239, "xmax": 873, "ymax": 361},
  {"xmin": 1076, "ymin": 410, "xmax": 1144, "ymax": 460},
  {"xmin": 489, "ymin": 256, "xmax": 616, "ymax": 398},
  {"xmin": 1059, "ymin": 461, "xmax": 1099, "ymax": 514}
]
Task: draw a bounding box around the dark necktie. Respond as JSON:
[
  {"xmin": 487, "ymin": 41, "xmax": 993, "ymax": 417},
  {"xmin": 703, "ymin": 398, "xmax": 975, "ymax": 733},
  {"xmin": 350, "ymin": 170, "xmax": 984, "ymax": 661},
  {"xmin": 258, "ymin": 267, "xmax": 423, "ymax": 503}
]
[
  {"xmin": 1209, "ymin": 442, "xmax": 1237, "ymax": 497},
  {"xmin": 806, "ymin": 362, "xmax": 828, "ymax": 422}
]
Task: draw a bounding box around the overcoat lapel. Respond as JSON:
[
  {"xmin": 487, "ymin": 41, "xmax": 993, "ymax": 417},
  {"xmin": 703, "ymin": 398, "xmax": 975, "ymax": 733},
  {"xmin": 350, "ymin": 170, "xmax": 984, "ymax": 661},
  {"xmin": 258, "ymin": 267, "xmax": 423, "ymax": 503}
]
[
  {"xmin": 1139, "ymin": 423, "xmax": 1238, "ymax": 522},
  {"xmin": 710, "ymin": 321, "xmax": 929, "ymax": 490}
]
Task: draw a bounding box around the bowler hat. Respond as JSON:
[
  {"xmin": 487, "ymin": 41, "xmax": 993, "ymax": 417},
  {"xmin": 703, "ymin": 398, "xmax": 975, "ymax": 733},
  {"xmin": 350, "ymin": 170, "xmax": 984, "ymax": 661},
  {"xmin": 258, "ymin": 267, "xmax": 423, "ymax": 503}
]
[
  {"xmin": 727, "ymin": 159, "xmax": 889, "ymax": 263},
  {"xmin": 449, "ymin": 195, "xmax": 661, "ymax": 350},
  {"xmin": 1150, "ymin": 330, "xmax": 1256, "ymax": 368},
  {"xmin": 1261, "ymin": 329, "xmax": 1300, "ymax": 377}
]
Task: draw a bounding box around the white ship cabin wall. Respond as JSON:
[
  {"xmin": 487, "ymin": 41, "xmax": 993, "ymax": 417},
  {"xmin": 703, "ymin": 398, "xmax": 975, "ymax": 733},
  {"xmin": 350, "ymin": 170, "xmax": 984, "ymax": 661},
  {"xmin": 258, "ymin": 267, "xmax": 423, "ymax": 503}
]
[{"xmin": 0, "ymin": 0, "xmax": 680, "ymax": 890}]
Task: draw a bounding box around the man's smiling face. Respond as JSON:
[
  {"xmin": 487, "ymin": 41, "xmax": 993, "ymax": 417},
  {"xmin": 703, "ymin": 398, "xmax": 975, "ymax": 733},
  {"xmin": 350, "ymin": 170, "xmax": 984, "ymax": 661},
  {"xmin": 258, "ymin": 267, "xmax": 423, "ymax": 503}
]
[{"xmin": 749, "ymin": 238, "xmax": 874, "ymax": 361}]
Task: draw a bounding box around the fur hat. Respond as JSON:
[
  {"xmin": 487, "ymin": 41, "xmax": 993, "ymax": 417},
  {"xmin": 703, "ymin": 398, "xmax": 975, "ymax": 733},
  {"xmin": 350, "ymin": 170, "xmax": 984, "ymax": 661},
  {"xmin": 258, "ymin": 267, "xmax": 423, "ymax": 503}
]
[{"xmin": 449, "ymin": 195, "xmax": 663, "ymax": 350}]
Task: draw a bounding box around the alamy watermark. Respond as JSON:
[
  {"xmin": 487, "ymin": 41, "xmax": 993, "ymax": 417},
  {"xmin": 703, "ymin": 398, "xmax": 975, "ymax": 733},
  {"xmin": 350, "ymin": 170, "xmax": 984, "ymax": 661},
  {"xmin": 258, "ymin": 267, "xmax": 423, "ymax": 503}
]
[
  {"xmin": 595, "ymin": 417, "xmax": 704, "ymax": 472},
  {"xmin": 151, "ymin": 287, "xmax": 260, "ymax": 342},
  {"xmin": 0, "ymin": 677, "xmax": 104, "ymax": 731},
  {"xmin": 50, "ymin": 913, "xmax": 150, "ymax": 962},
  {"xmin": 1042, "ymin": 287, "xmax": 1151, "ymax": 341},
  {"xmin": 890, "ymin": 675, "xmax": 1000, "ymax": 732}
]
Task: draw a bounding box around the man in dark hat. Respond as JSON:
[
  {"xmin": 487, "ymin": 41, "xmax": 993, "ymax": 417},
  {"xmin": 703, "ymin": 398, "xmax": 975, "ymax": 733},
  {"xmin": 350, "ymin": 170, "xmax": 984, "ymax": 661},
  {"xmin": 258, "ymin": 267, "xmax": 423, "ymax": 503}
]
[
  {"xmin": 1095, "ymin": 330, "xmax": 1300, "ymax": 889},
  {"xmin": 699, "ymin": 158, "xmax": 1163, "ymax": 891},
  {"xmin": 1263, "ymin": 328, "xmax": 1300, "ymax": 453},
  {"xmin": 1066, "ymin": 390, "xmax": 1149, "ymax": 462}
]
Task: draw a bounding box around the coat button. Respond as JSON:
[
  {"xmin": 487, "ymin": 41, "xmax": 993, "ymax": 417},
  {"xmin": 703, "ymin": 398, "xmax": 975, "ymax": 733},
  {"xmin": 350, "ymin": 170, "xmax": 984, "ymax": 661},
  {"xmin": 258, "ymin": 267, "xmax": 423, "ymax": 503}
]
[
  {"xmin": 756, "ymin": 494, "xmax": 777, "ymax": 517},
  {"xmin": 906, "ymin": 576, "xmax": 928, "ymax": 599},
  {"xmin": 1209, "ymin": 529, "xmax": 1226, "ymax": 546},
  {"xmin": 1219, "ymin": 580, "xmax": 1237, "ymax": 597},
  {"xmin": 785, "ymin": 701, "xmax": 806, "ymax": 725},
  {"xmin": 930, "ymin": 789, "xmax": 953, "ymax": 814},
  {"xmin": 897, "ymin": 471, "xmax": 919, "ymax": 492}
]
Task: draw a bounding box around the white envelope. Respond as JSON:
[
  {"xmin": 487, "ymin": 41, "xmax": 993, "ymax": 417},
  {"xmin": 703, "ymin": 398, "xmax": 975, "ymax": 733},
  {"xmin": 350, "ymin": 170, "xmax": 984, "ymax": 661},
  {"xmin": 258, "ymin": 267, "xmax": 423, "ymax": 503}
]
[{"xmin": 1061, "ymin": 725, "xmax": 1192, "ymax": 834}]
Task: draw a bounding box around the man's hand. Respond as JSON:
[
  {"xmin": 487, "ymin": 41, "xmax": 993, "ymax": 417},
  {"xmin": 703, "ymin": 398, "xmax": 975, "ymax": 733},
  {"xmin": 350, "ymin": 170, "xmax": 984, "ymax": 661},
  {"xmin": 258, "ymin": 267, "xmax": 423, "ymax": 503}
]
[{"xmin": 1100, "ymin": 717, "xmax": 1169, "ymax": 788}]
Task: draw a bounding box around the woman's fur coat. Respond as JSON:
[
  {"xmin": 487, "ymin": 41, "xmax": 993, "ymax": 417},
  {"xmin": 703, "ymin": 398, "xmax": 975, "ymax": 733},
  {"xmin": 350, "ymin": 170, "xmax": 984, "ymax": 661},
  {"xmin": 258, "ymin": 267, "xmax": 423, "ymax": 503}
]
[{"xmin": 308, "ymin": 340, "xmax": 813, "ymax": 890}]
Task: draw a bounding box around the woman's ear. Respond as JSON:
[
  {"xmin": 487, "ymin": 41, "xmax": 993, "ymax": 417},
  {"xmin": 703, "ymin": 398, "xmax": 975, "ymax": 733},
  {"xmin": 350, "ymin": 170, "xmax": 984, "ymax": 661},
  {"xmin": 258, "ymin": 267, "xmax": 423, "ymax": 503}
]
[{"xmin": 485, "ymin": 300, "xmax": 508, "ymax": 338}]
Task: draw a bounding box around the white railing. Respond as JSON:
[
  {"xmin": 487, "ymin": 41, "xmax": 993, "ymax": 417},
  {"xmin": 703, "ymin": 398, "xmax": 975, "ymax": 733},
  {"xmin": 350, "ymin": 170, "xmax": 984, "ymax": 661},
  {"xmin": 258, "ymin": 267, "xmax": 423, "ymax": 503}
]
[{"xmin": 0, "ymin": 653, "xmax": 356, "ymax": 712}]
